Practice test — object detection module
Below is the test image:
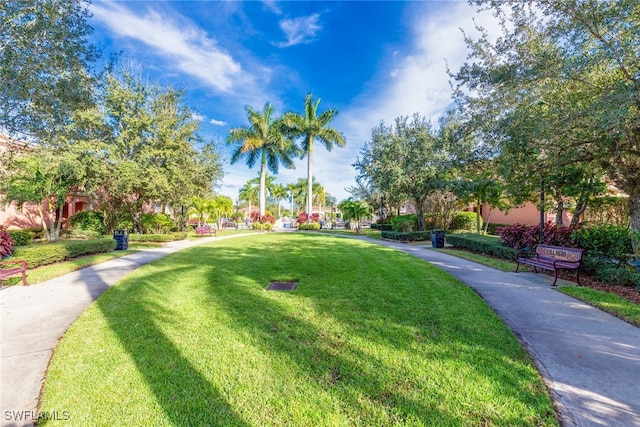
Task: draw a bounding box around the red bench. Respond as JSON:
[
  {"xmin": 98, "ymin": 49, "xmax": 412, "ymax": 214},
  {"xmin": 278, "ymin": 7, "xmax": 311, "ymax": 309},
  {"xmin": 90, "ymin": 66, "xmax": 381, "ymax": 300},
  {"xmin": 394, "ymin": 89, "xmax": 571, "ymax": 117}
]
[
  {"xmin": 195, "ymin": 225, "xmax": 216, "ymax": 237},
  {"xmin": 516, "ymin": 244, "xmax": 584, "ymax": 287},
  {"xmin": 0, "ymin": 259, "xmax": 29, "ymax": 286}
]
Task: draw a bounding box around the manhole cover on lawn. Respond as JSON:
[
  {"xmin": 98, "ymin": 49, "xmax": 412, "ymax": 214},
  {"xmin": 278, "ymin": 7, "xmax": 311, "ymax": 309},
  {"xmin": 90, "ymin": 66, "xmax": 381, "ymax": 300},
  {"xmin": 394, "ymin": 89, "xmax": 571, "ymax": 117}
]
[{"xmin": 267, "ymin": 281, "xmax": 297, "ymax": 291}]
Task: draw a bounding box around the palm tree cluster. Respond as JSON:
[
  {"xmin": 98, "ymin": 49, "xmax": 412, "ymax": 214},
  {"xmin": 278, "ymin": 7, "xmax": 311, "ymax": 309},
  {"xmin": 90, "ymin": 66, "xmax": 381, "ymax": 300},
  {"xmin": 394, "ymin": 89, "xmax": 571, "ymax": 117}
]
[{"xmin": 227, "ymin": 93, "xmax": 345, "ymax": 218}]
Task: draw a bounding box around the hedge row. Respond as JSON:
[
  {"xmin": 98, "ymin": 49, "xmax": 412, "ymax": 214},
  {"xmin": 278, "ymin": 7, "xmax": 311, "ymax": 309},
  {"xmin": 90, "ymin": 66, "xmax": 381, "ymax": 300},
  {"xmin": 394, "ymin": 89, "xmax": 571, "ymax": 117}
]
[
  {"xmin": 127, "ymin": 233, "xmax": 188, "ymax": 242},
  {"xmin": 7, "ymin": 230, "xmax": 34, "ymax": 246},
  {"xmin": 298, "ymin": 223, "xmax": 321, "ymax": 230},
  {"xmin": 445, "ymin": 233, "xmax": 517, "ymax": 260},
  {"xmin": 381, "ymin": 230, "xmax": 431, "ymax": 241},
  {"xmin": 12, "ymin": 238, "xmax": 117, "ymax": 269}
]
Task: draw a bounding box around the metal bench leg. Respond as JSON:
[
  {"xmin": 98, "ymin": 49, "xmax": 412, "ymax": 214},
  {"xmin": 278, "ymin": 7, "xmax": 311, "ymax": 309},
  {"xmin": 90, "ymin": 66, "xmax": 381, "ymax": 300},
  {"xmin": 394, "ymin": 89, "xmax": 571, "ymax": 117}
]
[
  {"xmin": 551, "ymin": 270, "xmax": 559, "ymax": 287},
  {"xmin": 576, "ymin": 269, "xmax": 581, "ymax": 286}
]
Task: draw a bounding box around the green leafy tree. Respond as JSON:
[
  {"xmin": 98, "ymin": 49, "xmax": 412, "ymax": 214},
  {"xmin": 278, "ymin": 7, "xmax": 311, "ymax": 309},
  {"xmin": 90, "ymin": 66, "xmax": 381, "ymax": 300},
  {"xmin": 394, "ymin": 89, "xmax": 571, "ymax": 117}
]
[
  {"xmin": 238, "ymin": 179, "xmax": 260, "ymax": 218},
  {"xmin": 452, "ymin": 0, "xmax": 640, "ymax": 232},
  {"xmin": 227, "ymin": 102, "xmax": 297, "ymax": 216},
  {"xmin": 0, "ymin": 146, "xmax": 90, "ymax": 241},
  {"xmin": 84, "ymin": 69, "xmax": 222, "ymax": 232},
  {"xmin": 269, "ymin": 183, "xmax": 288, "ymax": 218},
  {"xmin": 1, "ymin": 0, "xmax": 98, "ymax": 140},
  {"xmin": 353, "ymin": 114, "xmax": 450, "ymax": 231},
  {"xmin": 284, "ymin": 94, "xmax": 345, "ymax": 217},
  {"xmin": 211, "ymin": 195, "xmax": 233, "ymax": 229}
]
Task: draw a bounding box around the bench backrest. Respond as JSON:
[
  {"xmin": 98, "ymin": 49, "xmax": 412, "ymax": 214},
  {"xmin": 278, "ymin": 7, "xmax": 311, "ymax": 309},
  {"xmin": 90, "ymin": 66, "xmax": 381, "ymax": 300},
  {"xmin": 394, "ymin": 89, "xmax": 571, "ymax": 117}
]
[
  {"xmin": 536, "ymin": 245, "xmax": 584, "ymax": 262},
  {"xmin": 196, "ymin": 226, "xmax": 210, "ymax": 232}
]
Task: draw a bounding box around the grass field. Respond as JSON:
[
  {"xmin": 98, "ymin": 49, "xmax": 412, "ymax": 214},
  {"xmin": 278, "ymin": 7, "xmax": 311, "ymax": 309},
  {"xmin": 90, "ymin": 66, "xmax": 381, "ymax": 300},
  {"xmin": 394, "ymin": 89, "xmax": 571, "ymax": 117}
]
[{"xmin": 39, "ymin": 233, "xmax": 556, "ymax": 426}]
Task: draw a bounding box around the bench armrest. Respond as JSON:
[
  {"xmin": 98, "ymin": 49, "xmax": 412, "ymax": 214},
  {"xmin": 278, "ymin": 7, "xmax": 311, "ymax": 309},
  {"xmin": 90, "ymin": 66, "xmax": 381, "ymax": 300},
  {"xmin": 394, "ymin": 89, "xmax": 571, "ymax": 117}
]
[{"xmin": 0, "ymin": 259, "xmax": 28, "ymax": 269}]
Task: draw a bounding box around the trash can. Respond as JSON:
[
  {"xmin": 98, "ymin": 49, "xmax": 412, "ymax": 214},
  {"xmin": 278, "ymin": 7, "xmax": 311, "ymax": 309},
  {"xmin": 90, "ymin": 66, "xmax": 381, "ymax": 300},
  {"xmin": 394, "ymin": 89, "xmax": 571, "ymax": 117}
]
[
  {"xmin": 431, "ymin": 229, "xmax": 445, "ymax": 248},
  {"xmin": 114, "ymin": 229, "xmax": 129, "ymax": 250}
]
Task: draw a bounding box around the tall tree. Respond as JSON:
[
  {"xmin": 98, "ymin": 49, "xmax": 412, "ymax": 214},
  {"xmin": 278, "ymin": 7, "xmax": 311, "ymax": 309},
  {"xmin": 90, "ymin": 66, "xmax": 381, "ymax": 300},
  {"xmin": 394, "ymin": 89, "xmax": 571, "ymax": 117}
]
[
  {"xmin": 227, "ymin": 103, "xmax": 297, "ymax": 216},
  {"xmin": 353, "ymin": 114, "xmax": 450, "ymax": 231},
  {"xmin": 270, "ymin": 183, "xmax": 287, "ymax": 218},
  {"xmin": 284, "ymin": 93, "xmax": 345, "ymax": 217},
  {"xmin": 1, "ymin": 0, "xmax": 98, "ymax": 140},
  {"xmin": 452, "ymin": 0, "xmax": 640, "ymax": 232},
  {"xmin": 84, "ymin": 69, "xmax": 223, "ymax": 232}
]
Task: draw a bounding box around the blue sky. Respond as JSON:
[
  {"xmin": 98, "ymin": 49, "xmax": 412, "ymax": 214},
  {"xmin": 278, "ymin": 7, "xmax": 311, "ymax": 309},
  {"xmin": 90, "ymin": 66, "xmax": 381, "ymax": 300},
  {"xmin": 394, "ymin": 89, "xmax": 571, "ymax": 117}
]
[{"xmin": 88, "ymin": 0, "xmax": 499, "ymax": 202}]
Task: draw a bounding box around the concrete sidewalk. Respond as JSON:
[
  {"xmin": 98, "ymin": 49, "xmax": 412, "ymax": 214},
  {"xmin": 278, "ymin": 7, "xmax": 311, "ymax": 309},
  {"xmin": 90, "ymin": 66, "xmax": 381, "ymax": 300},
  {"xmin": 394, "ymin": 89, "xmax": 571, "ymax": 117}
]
[{"xmin": 2, "ymin": 233, "xmax": 640, "ymax": 426}]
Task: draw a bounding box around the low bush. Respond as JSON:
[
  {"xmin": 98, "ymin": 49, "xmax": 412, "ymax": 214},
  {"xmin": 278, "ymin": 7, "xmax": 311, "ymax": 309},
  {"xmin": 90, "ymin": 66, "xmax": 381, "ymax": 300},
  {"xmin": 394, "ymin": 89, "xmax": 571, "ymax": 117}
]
[
  {"xmin": 128, "ymin": 233, "xmax": 187, "ymax": 242},
  {"xmin": 498, "ymin": 222, "xmax": 577, "ymax": 250},
  {"xmin": 1, "ymin": 226, "xmax": 14, "ymax": 257},
  {"xmin": 7, "ymin": 230, "xmax": 32, "ymax": 247},
  {"xmin": 141, "ymin": 213, "xmax": 176, "ymax": 234},
  {"xmin": 252, "ymin": 223, "xmax": 274, "ymax": 231},
  {"xmin": 445, "ymin": 233, "xmax": 517, "ymax": 260},
  {"xmin": 381, "ymin": 230, "xmax": 430, "ymax": 242},
  {"xmin": 390, "ymin": 215, "xmax": 418, "ymax": 232},
  {"xmin": 63, "ymin": 229, "xmax": 102, "ymax": 240},
  {"xmin": 371, "ymin": 223, "xmax": 393, "ymax": 231},
  {"xmin": 485, "ymin": 223, "xmax": 509, "ymax": 236},
  {"xmin": 12, "ymin": 238, "xmax": 117, "ymax": 268},
  {"xmin": 298, "ymin": 223, "xmax": 320, "ymax": 230},
  {"xmin": 68, "ymin": 211, "xmax": 106, "ymax": 234},
  {"xmin": 572, "ymin": 224, "xmax": 632, "ymax": 267},
  {"xmin": 450, "ymin": 211, "xmax": 480, "ymax": 232},
  {"xmin": 594, "ymin": 267, "xmax": 640, "ymax": 288}
]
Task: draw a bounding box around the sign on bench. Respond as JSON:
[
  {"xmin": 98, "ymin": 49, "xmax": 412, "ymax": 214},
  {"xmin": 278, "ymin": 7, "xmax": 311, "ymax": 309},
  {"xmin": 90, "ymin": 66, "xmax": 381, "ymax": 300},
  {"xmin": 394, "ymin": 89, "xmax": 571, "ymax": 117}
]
[{"xmin": 516, "ymin": 244, "xmax": 584, "ymax": 287}]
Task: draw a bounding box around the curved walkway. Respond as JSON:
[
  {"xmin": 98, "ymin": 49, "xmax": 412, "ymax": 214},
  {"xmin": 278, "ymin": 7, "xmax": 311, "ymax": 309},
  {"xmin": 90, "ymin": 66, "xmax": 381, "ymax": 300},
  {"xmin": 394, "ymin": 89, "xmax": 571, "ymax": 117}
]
[{"xmin": 1, "ymin": 233, "xmax": 639, "ymax": 427}]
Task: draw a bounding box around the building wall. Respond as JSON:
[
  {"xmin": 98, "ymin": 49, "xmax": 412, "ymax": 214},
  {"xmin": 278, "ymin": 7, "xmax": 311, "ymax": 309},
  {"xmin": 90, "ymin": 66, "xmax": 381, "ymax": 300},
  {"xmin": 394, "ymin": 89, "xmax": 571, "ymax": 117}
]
[{"xmin": 480, "ymin": 202, "xmax": 571, "ymax": 226}]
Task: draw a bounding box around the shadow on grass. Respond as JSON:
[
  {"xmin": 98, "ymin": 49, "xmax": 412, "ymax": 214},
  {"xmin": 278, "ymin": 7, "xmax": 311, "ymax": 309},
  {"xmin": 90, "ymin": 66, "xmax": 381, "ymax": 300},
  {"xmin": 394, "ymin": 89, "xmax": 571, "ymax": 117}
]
[{"xmin": 43, "ymin": 233, "xmax": 554, "ymax": 425}]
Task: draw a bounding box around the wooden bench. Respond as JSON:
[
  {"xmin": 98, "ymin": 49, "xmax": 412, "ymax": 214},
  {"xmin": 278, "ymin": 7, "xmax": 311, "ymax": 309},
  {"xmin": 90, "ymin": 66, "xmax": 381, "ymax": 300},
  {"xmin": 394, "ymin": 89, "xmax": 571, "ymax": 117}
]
[
  {"xmin": 222, "ymin": 221, "xmax": 238, "ymax": 230},
  {"xmin": 516, "ymin": 244, "xmax": 584, "ymax": 286},
  {"xmin": 0, "ymin": 259, "xmax": 29, "ymax": 286},
  {"xmin": 195, "ymin": 225, "xmax": 216, "ymax": 237}
]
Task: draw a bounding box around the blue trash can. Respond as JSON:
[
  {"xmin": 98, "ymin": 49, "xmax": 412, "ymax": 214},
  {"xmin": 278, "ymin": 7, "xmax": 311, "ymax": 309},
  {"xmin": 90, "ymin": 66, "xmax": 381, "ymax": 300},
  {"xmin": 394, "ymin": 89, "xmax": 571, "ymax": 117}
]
[
  {"xmin": 431, "ymin": 229, "xmax": 445, "ymax": 248},
  {"xmin": 114, "ymin": 229, "xmax": 129, "ymax": 250}
]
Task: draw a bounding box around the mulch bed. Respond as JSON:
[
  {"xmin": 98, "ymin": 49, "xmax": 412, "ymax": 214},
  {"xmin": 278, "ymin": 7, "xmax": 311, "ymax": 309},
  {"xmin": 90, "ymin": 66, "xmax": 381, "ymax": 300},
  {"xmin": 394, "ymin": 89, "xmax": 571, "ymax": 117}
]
[{"xmin": 579, "ymin": 276, "xmax": 640, "ymax": 304}]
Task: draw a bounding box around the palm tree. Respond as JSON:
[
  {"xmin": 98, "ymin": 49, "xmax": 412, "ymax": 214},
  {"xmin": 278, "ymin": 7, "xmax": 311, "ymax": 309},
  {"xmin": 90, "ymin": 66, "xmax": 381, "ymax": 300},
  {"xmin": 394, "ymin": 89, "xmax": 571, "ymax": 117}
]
[
  {"xmin": 227, "ymin": 102, "xmax": 297, "ymax": 215},
  {"xmin": 270, "ymin": 183, "xmax": 287, "ymax": 218},
  {"xmin": 339, "ymin": 198, "xmax": 373, "ymax": 233},
  {"xmin": 284, "ymin": 93, "xmax": 345, "ymax": 218},
  {"xmin": 238, "ymin": 179, "xmax": 259, "ymax": 219}
]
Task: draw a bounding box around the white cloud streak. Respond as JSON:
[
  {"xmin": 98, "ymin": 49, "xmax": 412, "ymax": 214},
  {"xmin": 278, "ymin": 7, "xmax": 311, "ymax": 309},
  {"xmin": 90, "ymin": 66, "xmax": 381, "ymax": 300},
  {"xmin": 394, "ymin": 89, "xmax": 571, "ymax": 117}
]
[
  {"xmin": 277, "ymin": 14, "xmax": 322, "ymax": 47},
  {"xmin": 90, "ymin": 1, "xmax": 244, "ymax": 93}
]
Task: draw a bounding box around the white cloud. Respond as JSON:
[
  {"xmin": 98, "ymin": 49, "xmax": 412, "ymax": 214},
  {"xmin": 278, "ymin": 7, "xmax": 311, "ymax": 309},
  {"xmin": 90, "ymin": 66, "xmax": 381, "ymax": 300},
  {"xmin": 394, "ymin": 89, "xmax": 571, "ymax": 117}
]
[
  {"xmin": 308, "ymin": 2, "xmax": 503, "ymax": 202},
  {"xmin": 191, "ymin": 112, "xmax": 205, "ymax": 122},
  {"xmin": 210, "ymin": 119, "xmax": 227, "ymax": 126},
  {"xmin": 90, "ymin": 2, "xmax": 244, "ymax": 93},
  {"xmin": 277, "ymin": 14, "xmax": 322, "ymax": 47}
]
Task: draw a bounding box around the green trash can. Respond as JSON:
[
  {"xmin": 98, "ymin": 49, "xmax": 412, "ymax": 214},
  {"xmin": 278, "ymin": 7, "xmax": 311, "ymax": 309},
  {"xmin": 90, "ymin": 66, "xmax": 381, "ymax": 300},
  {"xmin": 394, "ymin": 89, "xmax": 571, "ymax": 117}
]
[{"xmin": 431, "ymin": 229, "xmax": 445, "ymax": 248}]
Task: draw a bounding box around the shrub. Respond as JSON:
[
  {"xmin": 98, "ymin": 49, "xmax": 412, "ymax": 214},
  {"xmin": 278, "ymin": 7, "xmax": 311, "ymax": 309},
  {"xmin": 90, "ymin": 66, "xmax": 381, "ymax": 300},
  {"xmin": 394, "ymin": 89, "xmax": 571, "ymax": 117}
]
[
  {"xmin": 572, "ymin": 224, "xmax": 632, "ymax": 266},
  {"xmin": 450, "ymin": 211, "xmax": 480, "ymax": 232},
  {"xmin": 7, "ymin": 230, "xmax": 33, "ymax": 246},
  {"xmin": 298, "ymin": 223, "xmax": 320, "ymax": 230},
  {"xmin": 128, "ymin": 233, "xmax": 187, "ymax": 242},
  {"xmin": 64, "ymin": 229, "xmax": 102, "ymax": 240},
  {"xmin": 1, "ymin": 226, "xmax": 15, "ymax": 257},
  {"xmin": 445, "ymin": 233, "xmax": 518, "ymax": 260},
  {"xmin": 12, "ymin": 238, "xmax": 117, "ymax": 268},
  {"xmin": 141, "ymin": 213, "xmax": 175, "ymax": 234},
  {"xmin": 371, "ymin": 223, "xmax": 393, "ymax": 231},
  {"xmin": 486, "ymin": 223, "xmax": 509, "ymax": 236},
  {"xmin": 68, "ymin": 211, "xmax": 106, "ymax": 234},
  {"xmin": 498, "ymin": 222, "xmax": 578, "ymax": 250},
  {"xmin": 390, "ymin": 215, "xmax": 418, "ymax": 232},
  {"xmin": 252, "ymin": 222, "xmax": 274, "ymax": 231},
  {"xmin": 595, "ymin": 267, "xmax": 640, "ymax": 288},
  {"xmin": 381, "ymin": 230, "xmax": 430, "ymax": 242}
]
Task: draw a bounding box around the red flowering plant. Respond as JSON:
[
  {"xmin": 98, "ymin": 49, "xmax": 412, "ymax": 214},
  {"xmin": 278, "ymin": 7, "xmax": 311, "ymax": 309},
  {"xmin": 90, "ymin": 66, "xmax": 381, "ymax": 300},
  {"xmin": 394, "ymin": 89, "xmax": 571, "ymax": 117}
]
[
  {"xmin": 250, "ymin": 211, "xmax": 261, "ymax": 223},
  {"xmin": 0, "ymin": 225, "xmax": 15, "ymax": 258},
  {"xmin": 498, "ymin": 222, "xmax": 580, "ymax": 251},
  {"xmin": 297, "ymin": 212, "xmax": 309, "ymax": 223}
]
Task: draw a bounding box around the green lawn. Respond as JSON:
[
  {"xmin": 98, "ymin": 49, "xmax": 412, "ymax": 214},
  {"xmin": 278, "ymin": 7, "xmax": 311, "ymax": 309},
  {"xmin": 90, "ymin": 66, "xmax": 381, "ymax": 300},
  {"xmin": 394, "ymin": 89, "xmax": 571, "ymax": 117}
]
[{"xmin": 40, "ymin": 233, "xmax": 556, "ymax": 426}]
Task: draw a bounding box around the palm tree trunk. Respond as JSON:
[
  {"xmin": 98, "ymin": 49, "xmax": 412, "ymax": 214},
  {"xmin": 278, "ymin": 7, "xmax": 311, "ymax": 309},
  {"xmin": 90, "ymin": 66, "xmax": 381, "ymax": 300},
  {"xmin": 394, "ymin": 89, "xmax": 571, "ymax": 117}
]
[
  {"xmin": 306, "ymin": 137, "xmax": 314, "ymax": 219},
  {"xmin": 259, "ymin": 149, "xmax": 267, "ymax": 216}
]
